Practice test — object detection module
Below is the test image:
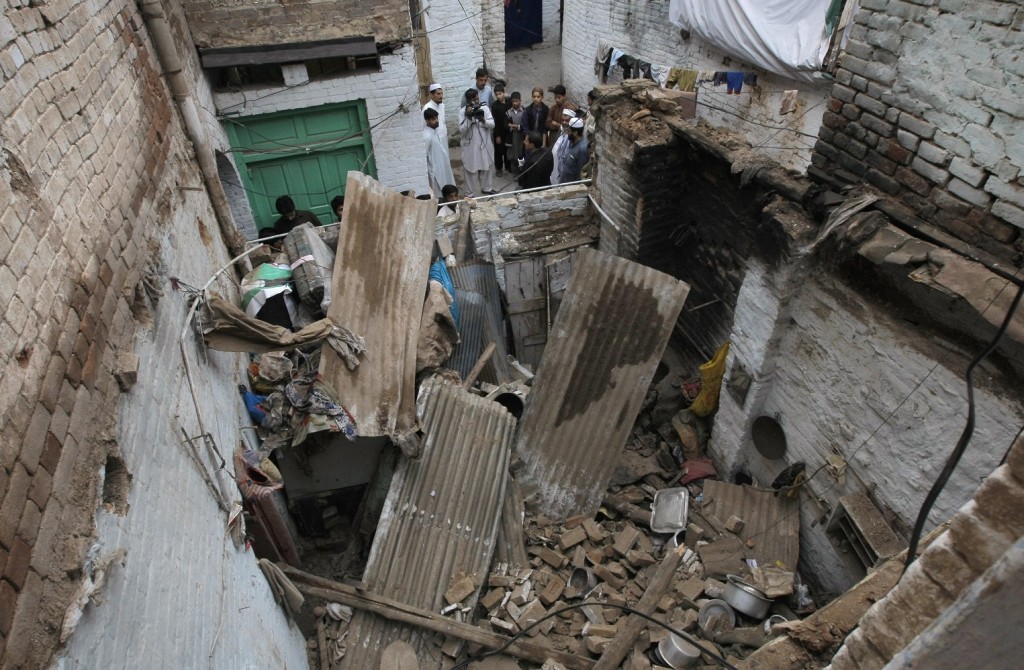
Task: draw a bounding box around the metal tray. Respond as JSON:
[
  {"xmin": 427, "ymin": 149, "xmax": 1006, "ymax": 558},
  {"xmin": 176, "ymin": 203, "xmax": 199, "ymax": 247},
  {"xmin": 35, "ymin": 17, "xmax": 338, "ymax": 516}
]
[{"xmin": 650, "ymin": 487, "xmax": 689, "ymax": 534}]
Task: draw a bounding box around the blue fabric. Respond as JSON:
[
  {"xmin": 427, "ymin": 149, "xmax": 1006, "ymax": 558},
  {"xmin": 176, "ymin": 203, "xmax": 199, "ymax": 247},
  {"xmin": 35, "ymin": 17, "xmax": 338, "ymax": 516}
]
[
  {"xmin": 726, "ymin": 71, "xmax": 745, "ymax": 93},
  {"xmin": 240, "ymin": 386, "xmax": 268, "ymax": 424},
  {"xmin": 428, "ymin": 259, "xmax": 459, "ymax": 329}
]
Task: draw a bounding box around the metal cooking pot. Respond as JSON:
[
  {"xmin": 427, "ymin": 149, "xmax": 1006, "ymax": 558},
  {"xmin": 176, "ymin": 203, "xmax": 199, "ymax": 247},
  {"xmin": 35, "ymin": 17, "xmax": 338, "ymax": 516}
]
[
  {"xmin": 723, "ymin": 574, "xmax": 772, "ymax": 619},
  {"xmin": 656, "ymin": 633, "xmax": 702, "ymax": 669}
]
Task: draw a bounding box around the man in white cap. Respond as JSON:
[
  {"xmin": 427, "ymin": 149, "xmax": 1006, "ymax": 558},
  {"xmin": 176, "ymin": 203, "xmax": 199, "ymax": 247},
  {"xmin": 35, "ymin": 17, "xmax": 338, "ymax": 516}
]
[
  {"xmin": 559, "ymin": 116, "xmax": 589, "ymax": 183},
  {"xmin": 423, "ymin": 83, "xmax": 447, "ymax": 137},
  {"xmin": 549, "ymin": 108, "xmax": 576, "ymax": 184},
  {"xmin": 424, "ymin": 108, "xmax": 455, "ymax": 199}
]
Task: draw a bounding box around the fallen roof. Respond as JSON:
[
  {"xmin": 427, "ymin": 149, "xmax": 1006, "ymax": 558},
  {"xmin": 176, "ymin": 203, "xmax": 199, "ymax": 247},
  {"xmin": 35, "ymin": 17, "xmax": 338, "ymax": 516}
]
[
  {"xmin": 450, "ymin": 261, "xmax": 516, "ymax": 384},
  {"xmin": 319, "ymin": 172, "xmax": 436, "ymax": 437},
  {"xmin": 339, "ymin": 377, "xmax": 517, "ymax": 668},
  {"xmin": 702, "ymin": 479, "xmax": 800, "ymax": 573},
  {"xmin": 512, "ymin": 248, "xmax": 690, "ymax": 520}
]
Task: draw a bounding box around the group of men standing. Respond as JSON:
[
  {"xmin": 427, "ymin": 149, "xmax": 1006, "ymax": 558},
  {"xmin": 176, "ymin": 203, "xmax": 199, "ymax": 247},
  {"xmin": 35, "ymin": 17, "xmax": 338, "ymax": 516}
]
[{"xmin": 422, "ymin": 68, "xmax": 590, "ymax": 199}]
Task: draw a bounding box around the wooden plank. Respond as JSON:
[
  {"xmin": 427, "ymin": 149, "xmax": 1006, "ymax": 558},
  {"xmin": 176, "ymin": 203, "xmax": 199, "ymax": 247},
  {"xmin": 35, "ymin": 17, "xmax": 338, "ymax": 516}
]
[
  {"xmin": 199, "ymin": 37, "xmax": 376, "ymax": 68},
  {"xmin": 593, "ymin": 545, "xmax": 687, "ymax": 669},
  {"xmin": 281, "ymin": 566, "xmax": 595, "ymax": 670},
  {"xmin": 506, "ymin": 297, "xmax": 547, "ymax": 315}
]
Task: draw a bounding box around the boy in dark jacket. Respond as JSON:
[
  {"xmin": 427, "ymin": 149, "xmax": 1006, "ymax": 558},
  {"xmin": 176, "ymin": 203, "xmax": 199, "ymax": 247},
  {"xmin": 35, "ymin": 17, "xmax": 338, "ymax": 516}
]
[{"xmin": 491, "ymin": 84, "xmax": 511, "ymax": 176}]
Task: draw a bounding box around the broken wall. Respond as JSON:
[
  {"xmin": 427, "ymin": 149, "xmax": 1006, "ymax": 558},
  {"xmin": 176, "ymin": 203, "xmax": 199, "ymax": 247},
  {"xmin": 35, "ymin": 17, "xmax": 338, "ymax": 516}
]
[
  {"xmin": 561, "ymin": 0, "xmax": 829, "ymax": 172},
  {"xmin": 714, "ymin": 263, "xmax": 1024, "ymax": 593},
  {"xmin": 0, "ymin": 0, "xmax": 307, "ymax": 665},
  {"xmin": 811, "ymin": 0, "xmax": 1024, "ymax": 262},
  {"xmin": 826, "ymin": 433, "xmax": 1024, "ymax": 669},
  {"xmin": 469, "ymin": 185, "xmax": 596, "ymax": 289}
]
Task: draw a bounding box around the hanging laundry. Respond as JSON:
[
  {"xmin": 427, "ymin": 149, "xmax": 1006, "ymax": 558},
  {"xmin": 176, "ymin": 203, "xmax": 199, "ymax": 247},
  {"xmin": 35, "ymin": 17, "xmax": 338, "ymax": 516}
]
[
  {"xmin": 609, "ymin": 48, "xmax": 627, "ymax": 76},
  {"xmin": 637, "ymin": 60, "xmax": 656, "ymax": 81},
  {"xmin": 595, "ymin": 42, "xmax": 613, "ymax": 76},
  {"xmin": 712, "ymin": 71, "xmax": 728, "ymax": 87},
  {"xmin": 667, "ymin": 68, "xmax": 699, "ymax": 92},
  {"xmin": 647, "ymin": 63, "xmax": 671, "ymax": 88},
  {"xmin": 743, "ymin": 72, "xmax": 759, "ymax": 86},
  {"xmin": 726, "ymin": 71, "xmax": 745, "ymax": 94}
]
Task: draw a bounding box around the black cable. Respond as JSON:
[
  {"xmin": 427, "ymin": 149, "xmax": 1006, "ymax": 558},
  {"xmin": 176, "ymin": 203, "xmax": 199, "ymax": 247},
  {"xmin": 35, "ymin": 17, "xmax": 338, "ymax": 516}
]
[
  {"xmin": 448, "ymin": 600, "xmax": 740, "ymax": 670},
  {"xmin": 904, "ymin": 280, "xmax": 1024, "ymax": 573}
]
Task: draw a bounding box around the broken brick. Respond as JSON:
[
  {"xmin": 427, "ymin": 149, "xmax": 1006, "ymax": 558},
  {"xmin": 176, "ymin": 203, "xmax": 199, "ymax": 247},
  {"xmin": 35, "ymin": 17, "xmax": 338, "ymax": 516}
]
[
  {"xmin": 559, "ymin": 526, "xmax": 587, "ymax": 550},
  {"xmin": 582, "ymin": 518, "xmax": 605, "ymax": 542},
  {"xmin": 481, "ymin": 587, "xmax": 505, "ymax": 610},
  {"xmin": 724, "ymin": 515, "xmax": 745, "ymax": 534},
  {"xmin": 613, "ymin": 525, "xmax": 641, "ymax": 555},
  {"xmin": 538, "ymin": 574, "xmax": 566, "ymax": 606},
  {"xmin": 528, "ymin": 546, "xmax": 565, "ymax": 569},
  {"xmin": 444, "ymin": 574, "xmax": 476, "ymax": 605}
]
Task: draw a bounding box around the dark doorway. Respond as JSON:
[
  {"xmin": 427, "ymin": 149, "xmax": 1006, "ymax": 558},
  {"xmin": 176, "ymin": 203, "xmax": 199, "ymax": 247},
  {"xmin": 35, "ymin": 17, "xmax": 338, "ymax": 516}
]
[{"xmin": 505, "ymin": 0, "xmax": 543, "ymax": 49}]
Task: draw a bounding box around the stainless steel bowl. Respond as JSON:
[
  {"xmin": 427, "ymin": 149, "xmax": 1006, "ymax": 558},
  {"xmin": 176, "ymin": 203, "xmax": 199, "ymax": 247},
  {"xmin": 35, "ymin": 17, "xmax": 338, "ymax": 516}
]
[
  {"xmin": 656, "ymin": 633, "xmax": 702, "ymax": 669},
  {"xmin": 723, "ymin": 574, "xmax": 773, "ymax": 619}
]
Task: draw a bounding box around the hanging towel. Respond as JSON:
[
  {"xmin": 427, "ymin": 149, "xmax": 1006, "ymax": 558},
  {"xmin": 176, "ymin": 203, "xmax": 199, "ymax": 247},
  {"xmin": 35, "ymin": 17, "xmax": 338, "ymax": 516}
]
[
  {"xmin": 675, "ymin": 69, "xmax": 699, "ymax": 92},
  {"xmin": 651, "ymin": 63, "xmax": 670, "ymax": 87},
  {"xmin": 726, "ymin": 71, "xmax": 745, "ymax": 94}
]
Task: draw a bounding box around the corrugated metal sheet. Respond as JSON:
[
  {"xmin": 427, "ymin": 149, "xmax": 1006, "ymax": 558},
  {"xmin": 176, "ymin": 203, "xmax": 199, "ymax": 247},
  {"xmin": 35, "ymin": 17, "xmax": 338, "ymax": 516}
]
[
  {"xmin": 513, "ymin": 248, "xmax": 690, "ymax": 520},
  {"xmin": 702, "ymin": 480, "xmax": 800, "ymax": 572},
  {"xmin": 320, "ymin": 172, "xmax": 436, "ymax": 437},
  {"xmin": 450, "ymin": 260, "xmax": 515, "ymax": 384},
  {"xmin": 448, "ymin": 288, "xmax": 487, "ymax": 379},
  {"xmin": 340, "ymin": 377, "xmax": 516, "ymax": 668}
]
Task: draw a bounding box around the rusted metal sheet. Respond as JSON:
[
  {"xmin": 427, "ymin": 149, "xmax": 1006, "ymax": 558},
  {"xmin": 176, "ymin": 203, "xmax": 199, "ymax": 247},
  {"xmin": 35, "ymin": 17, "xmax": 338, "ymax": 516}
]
[
  {"xmin": 450, "ymin": 261, "xmax": 514, "ymax": 384},
  {"xmin": 339, "ymin": 377, "xmax": 516, "ymax": 668},
  {"xmin": 513, "ymin": 248, "xmax": 690, "ymax": 520},
  {"xmin": 320, "ymin": 172, "xmax": 436, "ymax": 437},
  {"xmin": 702, "ymin": 480, "xmax": 800, "ymax": 572}
]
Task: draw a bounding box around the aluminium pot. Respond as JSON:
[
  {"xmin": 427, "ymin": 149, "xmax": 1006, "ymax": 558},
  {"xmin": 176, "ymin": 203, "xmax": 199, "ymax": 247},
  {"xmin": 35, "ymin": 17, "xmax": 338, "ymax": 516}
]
[
  {"xmin": 656, "ymin": 633, "xmax": 702, "ymax": 669},
  {"xmin": 723, "ymin": 574, "xmax": 773, "ymax": 619}
]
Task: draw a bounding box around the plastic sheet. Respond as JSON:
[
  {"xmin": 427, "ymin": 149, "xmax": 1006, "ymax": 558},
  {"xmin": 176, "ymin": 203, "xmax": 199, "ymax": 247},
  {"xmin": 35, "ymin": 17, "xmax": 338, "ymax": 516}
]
[{"xmin": 668, "ymin": 0, "xmax": 832, "ymax": 82}]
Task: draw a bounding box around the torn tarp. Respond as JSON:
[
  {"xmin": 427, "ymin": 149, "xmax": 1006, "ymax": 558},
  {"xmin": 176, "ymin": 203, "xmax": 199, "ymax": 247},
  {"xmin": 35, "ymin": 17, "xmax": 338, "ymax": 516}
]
[{"xmin": 199, "ymin": 294, "xmax": 365, "ymax": 368}]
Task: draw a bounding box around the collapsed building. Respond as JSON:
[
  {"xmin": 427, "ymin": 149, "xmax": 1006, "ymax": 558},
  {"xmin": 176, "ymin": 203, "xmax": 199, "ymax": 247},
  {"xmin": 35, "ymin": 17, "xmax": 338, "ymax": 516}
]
[{"xmin": 1, "ymin": 0, "xmax": 1023, "ymax": 669}]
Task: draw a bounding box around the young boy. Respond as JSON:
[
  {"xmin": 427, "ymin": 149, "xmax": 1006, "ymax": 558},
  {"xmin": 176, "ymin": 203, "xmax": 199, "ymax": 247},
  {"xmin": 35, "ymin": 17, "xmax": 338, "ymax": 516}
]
[
  {"xmin": 491, "ymin": 84, "xmax": 511, "ymax": 176},
  {"xmin": 506, "ymin": 92, "xmax": 526, "ymax": 176}
]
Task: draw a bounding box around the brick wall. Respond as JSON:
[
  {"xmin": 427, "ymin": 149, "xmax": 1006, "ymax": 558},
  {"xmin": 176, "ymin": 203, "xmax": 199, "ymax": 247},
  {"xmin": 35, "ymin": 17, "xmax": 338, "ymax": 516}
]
[
  {"xmin": 181, "ymin": 0, "xmax": 411, "ymax": 47},
  {"xmin": 811, "ymin": 0, "xmax": 1024, "ymax": 263},
  {"xmin": 210, "ymin": 45, "xmax": 430, "ymax": 201},
  {"xmin": 561, "ymin": 0, "xmax": 829, "ymax": 172},
  {"xmin": 424, "ymin": 0, "xmax": 498, "ymax": 135},
  {"xmin": 0, "ymin": 0, "xmax": 306, "ymax": 665},
  {"xmin": 826, "ymin": 432, "xmax": 1024, "ymax": 668}
]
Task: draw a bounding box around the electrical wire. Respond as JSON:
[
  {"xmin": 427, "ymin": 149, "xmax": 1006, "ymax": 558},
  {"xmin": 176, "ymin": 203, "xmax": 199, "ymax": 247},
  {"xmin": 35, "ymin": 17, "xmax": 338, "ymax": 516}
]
[
  {"xmin": 903, "ymin": 280, "xmax": 1024, "ymax": 573},
  {"xmin": 448, "ymin": 600, "xmax": 740, "ymax": 670}
]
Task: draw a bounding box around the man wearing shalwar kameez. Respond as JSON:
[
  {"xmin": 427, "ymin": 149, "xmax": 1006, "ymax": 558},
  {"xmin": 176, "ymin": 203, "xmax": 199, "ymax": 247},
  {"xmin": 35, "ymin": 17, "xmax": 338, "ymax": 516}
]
[
  {"xmin": 458, "ymin": 88, "xmax": 496, "ymax": 196},
  {"xmin": 424, "ymin": 108, "xmax": 455, "ymax": 199}
]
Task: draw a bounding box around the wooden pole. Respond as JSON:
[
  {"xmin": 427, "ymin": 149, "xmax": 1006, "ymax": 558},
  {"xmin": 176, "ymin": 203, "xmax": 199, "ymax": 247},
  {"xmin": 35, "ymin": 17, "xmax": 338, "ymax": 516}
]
[
  {"xmin": 281, "ymin": 566, "xmax": 595, "ymax": 670},
  {"xmin": 463, "ymin": 342, "xmax": 497, "ymax": 389},
  {"xmin": 592, "ymin": 544, "xmax": 687, "ymax": 670}
]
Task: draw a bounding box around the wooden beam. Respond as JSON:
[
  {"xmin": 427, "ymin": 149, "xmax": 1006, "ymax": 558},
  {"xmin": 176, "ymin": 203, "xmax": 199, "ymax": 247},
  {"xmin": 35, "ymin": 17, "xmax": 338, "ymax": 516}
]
[
  {"xmin": 593, "ymin": 544, "xmax": 686, "ymax": 670},
  {"xmin": 281, "ymin": 566, "xmax": 596, "ymax": 670}
]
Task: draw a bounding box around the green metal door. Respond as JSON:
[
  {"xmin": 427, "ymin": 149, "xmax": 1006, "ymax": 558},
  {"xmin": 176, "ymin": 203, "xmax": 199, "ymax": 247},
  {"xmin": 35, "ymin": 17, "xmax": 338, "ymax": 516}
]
[{"xmin": 225, "ymin": 100, "xmax": 377, "ymax": 232}]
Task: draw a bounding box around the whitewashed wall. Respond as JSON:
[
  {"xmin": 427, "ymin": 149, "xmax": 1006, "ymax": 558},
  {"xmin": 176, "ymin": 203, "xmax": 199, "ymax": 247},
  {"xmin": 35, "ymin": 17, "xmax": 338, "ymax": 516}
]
[
  {"xmin": 210, "ymin": 45, "xmax": 428, "ymax": 196},
  {"xmin": 542, "ymin": 0, "xmax": 561, "ymax": 43},
  {"xmin": 55, "ymin": 190, "xmax": 309, "ymax": 668},
  {"xmin": 714, "ymin": 261, "xmax": 1024, "ymax": 592},
  {"xmin": 560, "ymin": 0, "xmax": 829, "ymax": 172}
]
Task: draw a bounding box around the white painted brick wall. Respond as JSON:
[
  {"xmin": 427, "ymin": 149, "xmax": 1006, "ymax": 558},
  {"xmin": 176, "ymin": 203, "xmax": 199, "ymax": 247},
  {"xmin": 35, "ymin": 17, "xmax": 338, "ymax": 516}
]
[
  {"xmin": 424, "ymin": 0, "xmax": 492, "ymax": 135},
  {"xmin": 714, "ymin": 267, "xmax": 1024, "ymax": 592},
  {"xmin": 57, "ymin": 154, "xmax": 307, "ymax": 670},
  {"xmin": 542, "ymin": 0, "xmax": 561, "ymax": 43},
  {"xmin": 210, "ymin": 45, "xmax": 429, "ymax": 196},
  {"xmin": 561, "ymin": 0, "xmax": 828, "ymax": 172}
]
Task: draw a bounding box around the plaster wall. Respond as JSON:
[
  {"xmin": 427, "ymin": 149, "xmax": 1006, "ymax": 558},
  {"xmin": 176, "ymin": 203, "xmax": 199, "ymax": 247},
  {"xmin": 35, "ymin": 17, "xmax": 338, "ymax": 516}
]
[
  {"xmin": 210, "ymin": 45, "xmax": 429, "ymax": 199},
  {"xmin": 560, "ymin": 0, "xmax": 828, "ymax": 172},
  {"xmin": 55, "ymin": 196, "xmax": 308, "ymax": 670},
  {"xmin": 714, "ymin": 264, "xmax": 1024, "ymax": 592}
]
